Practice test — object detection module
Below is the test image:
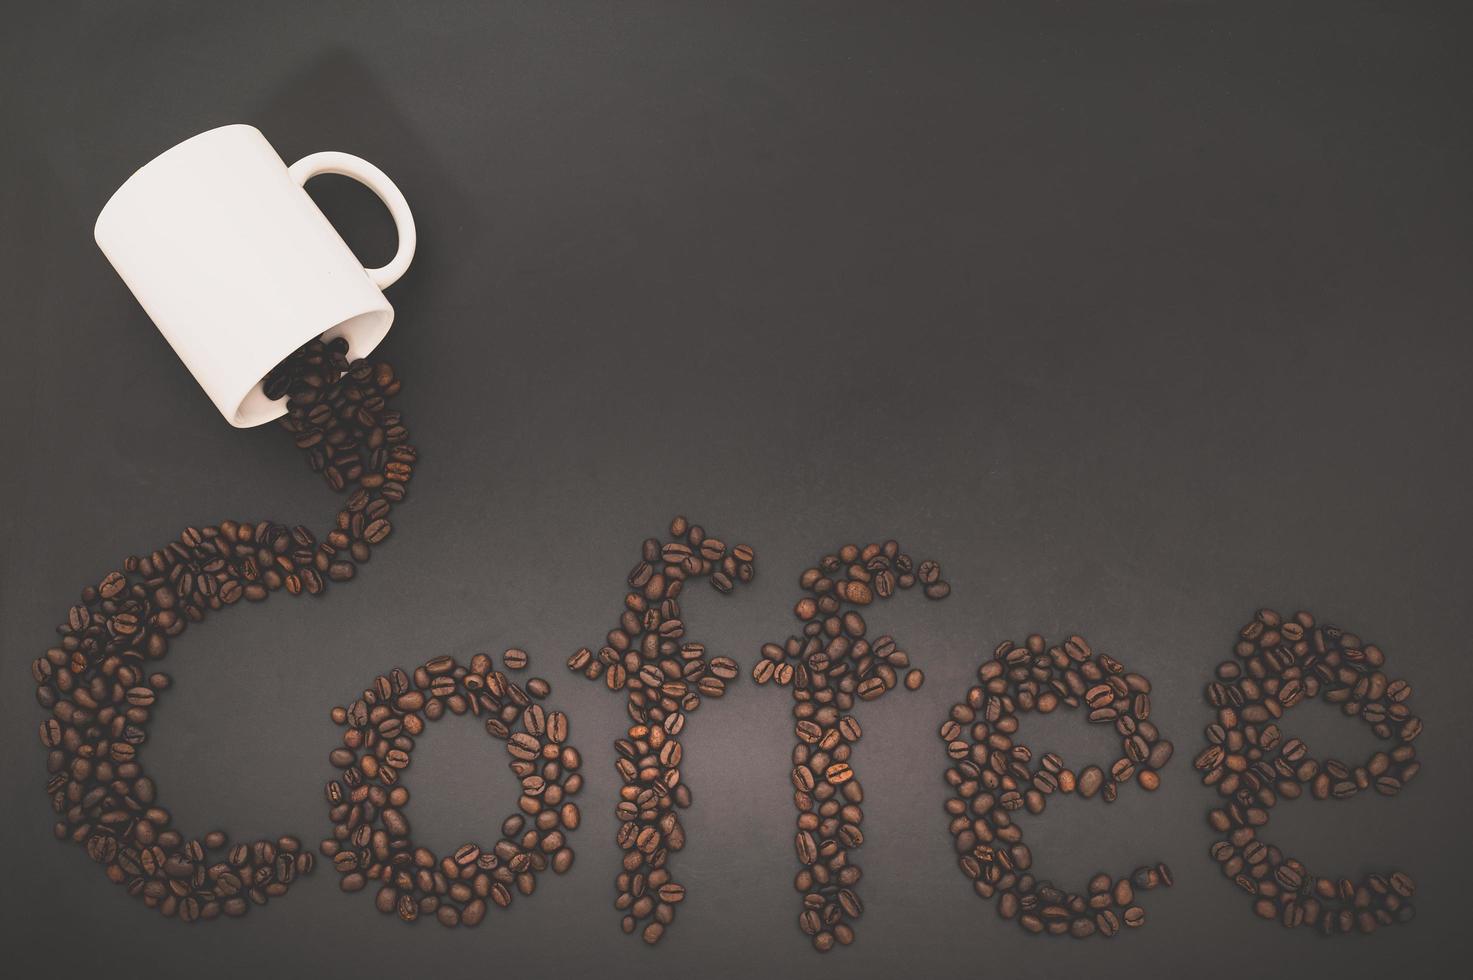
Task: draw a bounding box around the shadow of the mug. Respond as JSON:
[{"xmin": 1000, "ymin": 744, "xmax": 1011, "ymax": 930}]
[{"xmin": 253, "ymin": 46, "xmax": 474, "ymax": 325}]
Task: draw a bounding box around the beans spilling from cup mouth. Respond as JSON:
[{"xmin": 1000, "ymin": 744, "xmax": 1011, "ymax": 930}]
[
  {"xmin": 1197, "ymin": 609, "xmax": 1420, "ymax": 935},
  {"xmin": 322, "ymin": 652, "xmax": 581, "ymax": 926},
  {"xmin": 30, "ymin": 337, "xmax": 413, "ymax": 921},
  {"xmin": 941, "ymin": 633, "xmax": 1174, "ymax": 937},
  {"xmin": 753, "ymin": 539, "xmax": 949, "ymax": 952},
  {"xmin": 567, "ymin": 515, "xmax": 755, "ymax": 945}
]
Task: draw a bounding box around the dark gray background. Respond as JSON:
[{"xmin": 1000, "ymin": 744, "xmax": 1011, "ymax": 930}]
[{"xmin": 3, "ymin": 1, "xmax": 1470, "ymax": 977}]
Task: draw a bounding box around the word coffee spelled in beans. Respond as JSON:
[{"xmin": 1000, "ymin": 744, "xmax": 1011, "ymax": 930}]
[
  {"xmin": 27, "ymin": 341, "xmax": 1430, "ymax": 943},
  {"xmin": 1198, "ymin": 609, "xmax": 1420, "ymax": 935},
  {"xmin": 941, "ymin": 634, "xmax": 1174, "ymax": 938},
  {"xmin": 31, "ymin": 338, "xmax": 414, "ymax": 921}
]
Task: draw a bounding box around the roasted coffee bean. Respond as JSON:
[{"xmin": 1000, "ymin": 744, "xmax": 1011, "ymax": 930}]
[
  {"xmin": 1199, "ymin": 609, "xmax": 1421, "ymax": 937},
  {"xmin": 940, "ymin": 633, "xmax": 1171, "ymax": 939},
  {"xmin": 761, "ymin": 538, "xmax": 948, "ymax": 950},
  {"xmin": 569, "ymin": 519, "xmax": 756, "ymax": 944},
  {"xmin": 33, "ymin": 339, "xmax": 415, "ymax": 921},
  {"xmin": 323, "ymin": 655, "xmax": 580, "ymax": 926}
]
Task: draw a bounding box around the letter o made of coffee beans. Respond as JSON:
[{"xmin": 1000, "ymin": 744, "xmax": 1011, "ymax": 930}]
[
  {"xmin": 940, "ymin": 634, "xmax": 1174, "ymax": 938},
  {"xmin": 1197, "ymin": 609, "xmax": 1420, "ymax": 935},
  {"xmin": 323, "ymin": 654, "xmax": 582, "ymax": 926},
  {"xmin": 30, "ymin": 340, "xmax": 413, "ymax": 922}
]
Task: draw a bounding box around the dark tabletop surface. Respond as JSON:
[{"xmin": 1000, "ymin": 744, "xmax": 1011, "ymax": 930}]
[{"xmin": 3, "ymin": 2, "xmax": 1471, "ymax": 977}]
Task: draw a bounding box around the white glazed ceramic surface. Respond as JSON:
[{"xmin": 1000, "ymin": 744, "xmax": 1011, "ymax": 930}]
[{"xmin": 95, "ymin": 124, "xmax": 416, "ymax": 427}]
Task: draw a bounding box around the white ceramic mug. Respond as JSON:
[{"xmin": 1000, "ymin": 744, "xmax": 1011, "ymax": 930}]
[{"xmin": 94, "ymin": 124, "xmax": 416, "ymax": 427}]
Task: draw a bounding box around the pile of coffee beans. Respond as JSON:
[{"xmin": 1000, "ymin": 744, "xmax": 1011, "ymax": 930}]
[
  {"xmin": 31, "ymin": 337, "xmax": 413, "ymax": 921},
  {"xmin": 322, "ymin": 652, "xmax": 580, "ymax": 926},
  {"xmin": 752, "ymin": 539, "xmax": 948, "ymax": 952},
  {"xmin": 1196, "ymin": 609, "xmax": 1420, "ymax": 935},
  {"xmin": 940, "ymin": 634, "xmax": 1173, "ymax": 938},
  {"xmin": 567, "ymin": 516, "xmax": 754, "ymax": 944}
]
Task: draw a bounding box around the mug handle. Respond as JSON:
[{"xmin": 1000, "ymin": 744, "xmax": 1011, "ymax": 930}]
[{"xmin": 288, "ymin": 151, "xmax": 416, "ymax": 289}]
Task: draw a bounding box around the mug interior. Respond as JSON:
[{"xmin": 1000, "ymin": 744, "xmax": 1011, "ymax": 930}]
[{"xmin": 231, "ymin": 309, "xmax": 394, "ymax": 427}]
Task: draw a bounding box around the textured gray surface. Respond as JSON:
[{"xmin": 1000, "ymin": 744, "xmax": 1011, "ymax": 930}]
[{"xmin": 2, "ymin": 2, "xmax": 1471, "ymax": 977}]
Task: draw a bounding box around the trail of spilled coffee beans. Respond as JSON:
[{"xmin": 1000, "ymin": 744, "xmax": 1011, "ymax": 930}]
[
  {"xmin": 322, "ymin": 651, "xmax": 581, "ymax": 926},
  {"xmin": 941, "ymin": 634, "xmax": 1173, "ymax": 938},
  {"xmin": 31, "ymin": 337, "xmax": 414, "ymax": 922},
  {"xmin": 752, "ymin": 539, "xmax": 949, "ymax": 952},
  {"xmin": 1197, "ymin": 609, "xmax": 1420, "ymax": 935},
  {"xmin": 567, "ymin": 515, "xmax": 754, "ymax": 945}
]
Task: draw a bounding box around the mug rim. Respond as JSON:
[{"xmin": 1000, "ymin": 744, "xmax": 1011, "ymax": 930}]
[
  {"xmin": 227, "ymin": 306, "xmax": 395, "ymax": 428},
  {"xmin": 94, "ymin": 124, "xmax": 265, "ymax": 243}
]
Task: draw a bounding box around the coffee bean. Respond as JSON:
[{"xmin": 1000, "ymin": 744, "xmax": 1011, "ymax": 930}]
[
  {"xmin": 503, "ymin": 648, "xmax": 529, "ymax": 670},
  {"xmin": 825, "ymin": 763, "xmax": 854, "ymax": 785},
  {"xmin": 507, "ymin": 732, "xmax": 541, "ymax": 760},
  {"xmin": 923, "ymin": 582, "xmax": 951, "ymax": 600}
]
